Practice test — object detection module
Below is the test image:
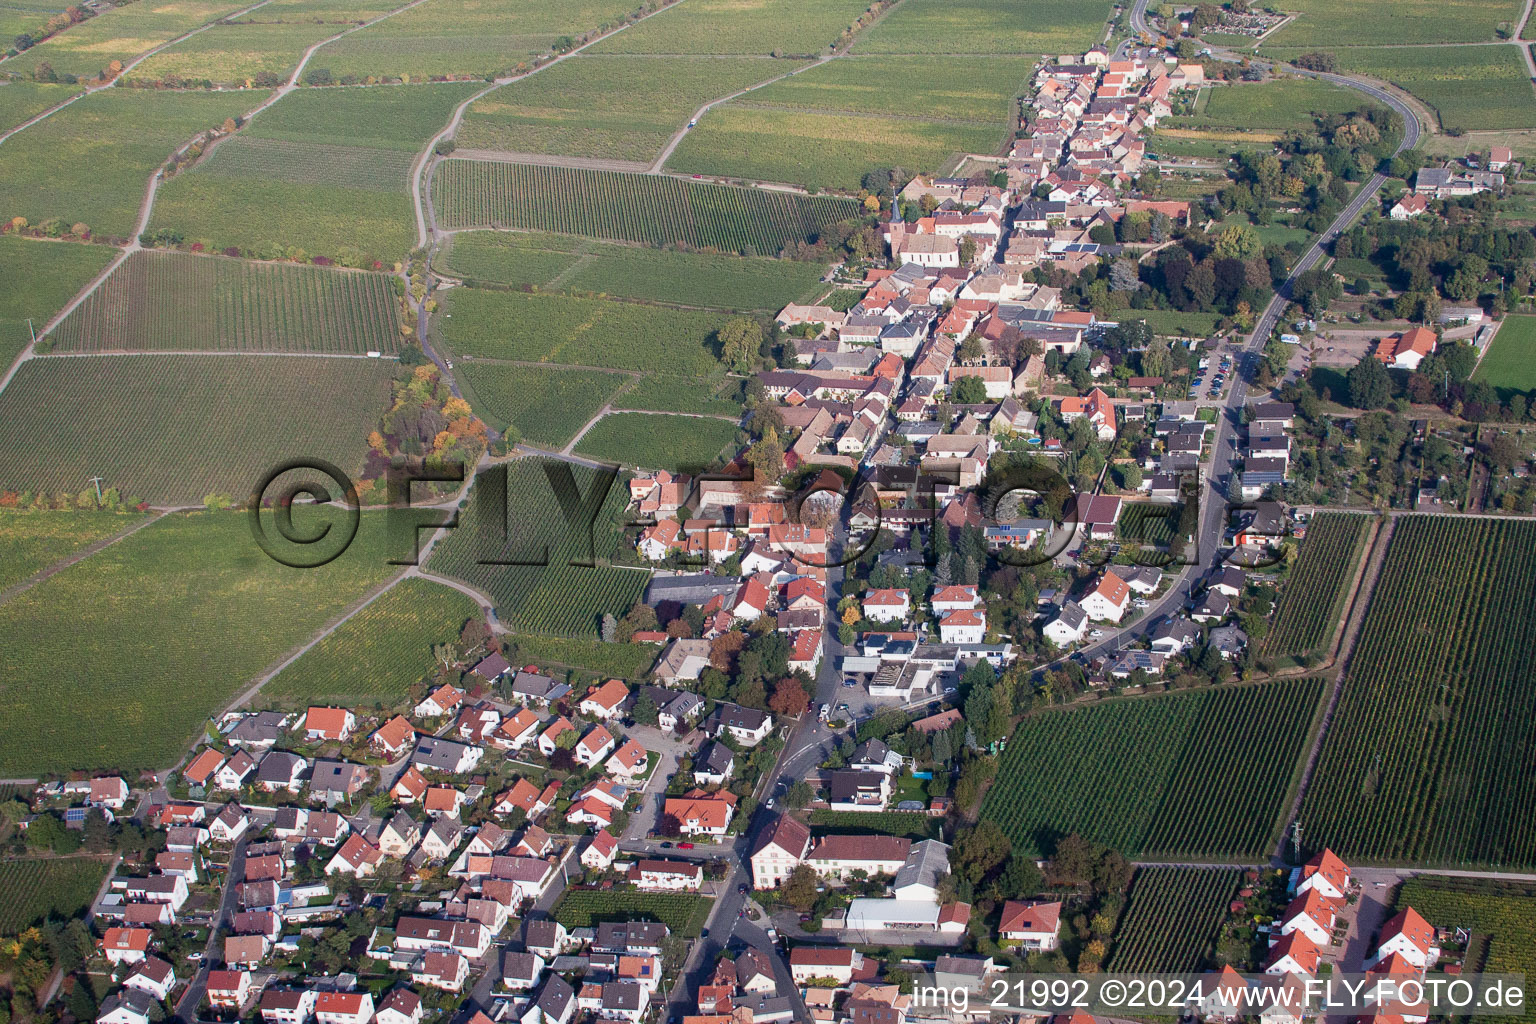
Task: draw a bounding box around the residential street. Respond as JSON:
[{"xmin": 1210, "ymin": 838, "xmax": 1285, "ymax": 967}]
[{"xmin": 175, "ymin": 836, "xmax": 248, "ymax": 1024}]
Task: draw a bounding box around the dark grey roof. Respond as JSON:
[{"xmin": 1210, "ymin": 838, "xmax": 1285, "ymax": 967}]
[
  {"xmin": 309, "ymin": 760, "xmax": 368, "ymax": 794},
  {"xmin": 708, "ymin": 702, "xmax": 769, "ymax": 733},
  {"xmin": 229, "ymin": 711, "xmax": 287, "ymax": 745},
  {"xmin": 255, "ymin": 751, "xmax": 305, "ymax": 783},
  {"xmin": 644, "ymin": 575, "xmax": 742, "ymax": 606},
  {"xmin": 695, "ymin": 742, "xmax": 735, "ymax": 775},
  {"xmin": 534, "ymin": 975, "xmax": 574, "ymax": 1019},
  {"xmin": 594, "ymin": 921, "xmax": 668, "ymax": 952},
  {"xmin": 412, "ymin": 737, "xmax": 474, "ymax": 771}
]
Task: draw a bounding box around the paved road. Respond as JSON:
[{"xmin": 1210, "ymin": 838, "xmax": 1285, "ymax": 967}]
[{"xmin": 175, "ymin": 837, "xmax": 247, "ymax": 1024}]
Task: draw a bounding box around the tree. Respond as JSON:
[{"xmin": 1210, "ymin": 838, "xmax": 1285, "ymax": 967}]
[
  {"xmin": 631, "ymin": 692, "xmax": 659, "ymax": 725},
  {"xmin": 769, "ymin": 677, "xmax": 809, "ymax": 717},
  {"xmin": 783, "ymin": 863, "xmax": 820, "ymax": 911},
  {"xmin": 718, "ymin": 317, "xmax": 763, "ymax": 371},
  {"xmin": 951, "ymin": 374, "xmax": 988, "ymax": 404},
  {"xmin": 599, "ymin": 613, "xmax": 617, "ymax": 642},
  {"xmin": 1213, "ymin": 223, "xmax": 1262, "ymax": 261},
  {"xmin": 783, "ymin": 779, "xmax": 814, "ymax": 809},
  {"xmin": 1109, "ymin": 259, "xmax": 1140, "ymax": 292},
  {"xmin": 746, "ymin": 427, "xmax": 786, "ymax": 482},
  {"xmin": 954, "ymin": 821, "xmax": 1011, "ymax": 883},
  {"xmin": 959, "ymin": 236, "xmax": 977, "ymax": 265},
  {"xmin": 1347, "ymin": 355, "xmax": 1393, "ymax": 409}
]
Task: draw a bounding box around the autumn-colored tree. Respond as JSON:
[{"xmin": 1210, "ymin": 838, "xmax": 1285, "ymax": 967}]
[
  {"xmin": 367, "ymin": 430, "xmax": 388, "ymax": 453},
  {"xmin": 443, "ymin": 397, "xmax": 472, "ymax": 420},
  {"xmin": 710, "ymin": 630, "xmax": 746, "ymax": 672},
  {"xmin": 666, "ymin": 618, "xmax": 693, "ymax": 639},
  {"xmin": 841, "ymin": 603, "xmax": 861, "ymax": 626},
  {"xmin": 769, "ymin": 677, "xmax": 809, "ymax": 717}
]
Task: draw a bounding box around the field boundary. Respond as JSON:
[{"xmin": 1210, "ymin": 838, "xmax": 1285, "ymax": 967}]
[{"xmin": 0, "ymin": 508, "xmax": 177, "ymax": 608}]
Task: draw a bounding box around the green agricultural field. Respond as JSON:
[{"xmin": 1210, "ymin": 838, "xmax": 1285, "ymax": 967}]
[
  {"xmin": 440, "ymin": 231, "xmax": 826, "ymax": 310},
  {"xmin": 1473, "ymin": 314, "xmax": 1536, "ymax": 400},
  {"xmin": 1301, "ymin": 516, "xmax": 1536, "ymax": 867},
  {"xmin": 0, "ymin": 0, "xmax": 67, "ymax": 43},
  {"xmin": 455, "ymin": 362, "xmax": 631, "ymax": 447},
  {"xmin": 667, "ymin": 105, "xmax": 1002, "ymax": 191},
  {"xmin": 435, "ymin": 287, "xmax": 729, "ymax": 375},
  {"xmin": 0, "ymin": 857, "xmax": 113, "ymax": 934},
  {"xmin": 262, "ymin": 577, "xmax": 477, "ymax": 707},
  {"xmin": 127, "ymin": 20, "xmax": 343, "ymax": 85},
  {"xmin": 1261, "ymin": 513, "xmax": 1371, "ymax": 663},
  {"xmin": 0, "ymin": 354, "xmax": 394, "ymax": 503},
  {"xmin": 981, "ymin": 679, "xmax": 1325, "ymax": 858},
  {"xmin": 854, "ymin": 0, "xmax": 1112, "ymax": 54},
  {"xmin": 553, "ymin": 889, "xmax": 710, "ymax": 936},
  {"xmin": 152, "ymin": 83, "xmax": 481, "ymax": 262},
  {"xmin": 1275, "ymin": 45, "xmax": 1536, "ymax": 132},
  {"xmin": 730, "ymin": 54, "xmax": 1032, "ymax": 121},
  {"xmin": 1166, "ymin": 78, "xmax": 1364, "ymax": 133},
  {"xmin": 309, "ymin": 0, "xmax": 635, "ymax": 79},
  {"xmin": 7, "ymin": 0, "xmax": 251, "ymax": 79},
  {"xmin": 0, "ymin": 80, "xmax": 80, "ymax": 135},
  {"xmin": 49, "ymin": 250, "xmax": 403, "ymax": 353},
  {"xmin": 506, "ymin": 634, "xmax": 659, "ymax": 679},
  {"xmin": 0, "ymin": 508, "xmax": 400, "ymax": 775},
  {"xmin": 616, "ymin": 374, "xmax": 744, "ymax": 416},
  {"xmin": 237, "ymin": 0, "xmax": 408, "ymax": 22},
  {"xmin": 1260, "ymin": 0, "xmax": 1521, "ymax": 47},
  {"xmin": 0, "ymin": 235, "xmax": 114, "ymax": 369},
  {"xmin": 0, "ymin": 88, "xmax": 268, "ymax": 240},
  {"xmin": 1108, "ymin": 868, "xmax": 1240, "ymax": 972},
  {"xmin": 426, "ymin": 459, "xmax": 647, "ymax": 637},
  {"xmin": 0, "ymin": 509, "xmax": 147, "ymax": 592},
  {"xmin": 457, "ymin": 55, "xmax": 798, "ymax": 164},
  {"xmin": 590, "ymin": 0, "xmax": 868, "ymax": 54},
  {"xmin": 431, "ymin": 161, "xmax": 861, "ymax": 253},
  {"xmin": 1394, "ymin": 877, "xmax": 1536, "ymax": 1024},
  {"xmin": 573, "ymin": 412, "xmax": 739, "ymax": 472}
]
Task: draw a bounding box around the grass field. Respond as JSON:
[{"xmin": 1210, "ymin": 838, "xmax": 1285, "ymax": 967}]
[
  {"xmin": 239, "ymin": 0, "xmax": 409, "ymax": 23},
  {"xmin": 0, "ymin": 509, "xmax": 147, "ymax": 591},
  {"xmin": 854, "ymin": 0, "xmax": 1111, "ymax": 54},
  {"xmin": 1271, "ymin": 45, "xmax": 1536, "ymax": 132},
  {"xmin": 667, "ymin": 104, "xmax": 1005, "ymax": 192},
  {"xmin": 509, "ymin": 634, "xmax": 659, "ymax": 679},
  {"xmin": 439, "ymin": 231, "xmax": 827, "ymax": 310},
  {"xmin": 457, "ymin": 55, "xmax": 798, "ymax": 164},
  {"xmin": 728, "ymin": 54, "xmax": 1032, "ymax": 120},
  {"xmin": 1473, "ymin": 314, "xmax": 1536, "ymax": 400},
  {"xmin": 426, "ymin": 459, "xmax": 647, "ymax": 637},
  {"xmin": 0, "ymin": 236, "xmax": 114, "ymax": 369},
  {"xmin": 0, "ymin": 354, "xmax": 394, "ymax": 503},
  {"xmin": 152, "ymin": 83, "xmax": 480, "ymax": 262},
  {"xmin": 262, "ymin": 577, "xmax": 477, "ymax": 707},
  {"xmin": 1126, "ymin": 308, "xmax": 1226, "ymax": 338},
  {"xmin": 1393, "ymin": 877, "xmax": 1536, "ymax": 1024},
  {"xmin": 0, "ymin": 80, "xmax": 81, "ymax": 135},
  {"xmin": 1166, "ymin": 78, "xmax": 1364, "ymax": 133},
  {"xmin": 1261, "ymin": 513, "xmax": 1371, "ymax": 663},
  {"xmin": 434, "ymin": 287, "xmax": 729, "ymax": 375},
  {"xmin": 0, "ymin": 508, "xmax": 399, "ymax": 774},
  {"xmin": 573, "ymin": 412, "xmax": 739, "ymax": 472},
  {"xmin": 7, "ymin": 0, "xmax": 251, "ymax": 79},
  {"xmin": 0, "ymin": 88, "xmax": 268, "ymax": 240},
  {"xmin": 49, "ymin": 250, "xmax": 403, "ymax": 353},
  {"xmin": 1108, "ymin": 868, "xmax": 1239, "ymax": 972},
  {"xmin": 127, "ymin": 19, "xmax": 342, "ymax": 84},
  {"xmin": 455, "ymin": 361, "xmax": 631, "ymax": 447},
  {"xmin": 1260, "ymin": 0, "xmax": 1522, "ymax": 47},
  {"xmin": 431, "ymin": 161, "xmax": 862, "ymax": 253},
  {"xmin": 308, "ymin": 0, "xmax": 635, "ymax": 79},
  {"xmin": 1301, "ymin": 516, "xmax": 1536, "ymax": 867},
  {"xmin": 982, "ymin": 679, "xmax": 1324, "ymax": 858},
  {"xmin": 553, "ymin": 889, "xmax": 710, "ymax": 936},
  {"xmin": 0, "ymin": 857, "xmax": 113, "ymax": 934},
  {"xmin": 590, "ymin": 0, "xmax": 868, "ymax": 54}
]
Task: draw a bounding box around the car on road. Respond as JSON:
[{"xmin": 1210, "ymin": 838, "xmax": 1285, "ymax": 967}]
[
  {"xmin": 660, "ymin": 841, "xmax": 673, "ymax": 848},
  {"xmin": 842, "ymin": 678, "xmax": 857, "ymax": 687},
  {"xmin": 687, "ymin": 119, "xmax": 697, "ymax": 127},
  {"xmin": 765, "ymin": 798, "xmax": 775, "ymax": 809},
  {"xmin": 943, "ymin": 685, "xmax": 957, "ymax": 694},
  {"xmin": 701, "ymin": 928, "xmax": 708, "ymax": 938},
  {"xmin": 678, "ymin": 842, "xmax": 694, "ymax": 849},
  {"xmin": 1089, "ymin": 629, "xmax": 1104, "ymax": 638},
  {"xmin": 187, "ymin": 952, "xmax": 203, "ymax": 962},
  {"xmin": 739, "ymin": 883, "xmax": 748, "ymax": 894}
]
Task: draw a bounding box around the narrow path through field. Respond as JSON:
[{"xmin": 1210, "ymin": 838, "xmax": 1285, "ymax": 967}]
[
  {"xmin": 1269, "ymin": 516, "xmax": 1396, "ymax": 858},
  {"xmin": 0, "ymin": 0, "xmax": 279, "ymax": 148},
  {"xmin": 411, "ymin": 0, "xmax": 694, "ymax": 252},
  {"xmin": 0, "ymin": 0, "xmax": 441, "ymax": 400},
  {"xmin": 450, "ymin": 148, "xmax": 651, "ymax": 172},
  {"xmin": 0, "ymin": 507, "xmax": 176, "ymax": 608}
]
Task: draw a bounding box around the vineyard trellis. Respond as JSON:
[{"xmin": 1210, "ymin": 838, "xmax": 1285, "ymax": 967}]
[
  {"xmin": 49, "ymin": 250, "xmax": 403, "ymax": 354},
  {"xmin": 0, "ymin": 858, "xmax": 112, "ymax": 934},
  {"xmin": 427, "ymin": 459, "xmax": 646, "ymax": 638},
  {"xmin": 1300, "ymin": 516, "xmax": 1536, "ymax": 868},
  {"xmin": 1260, "ymin": 512, "xmax": 1371, "ymax": 661},
  {"xmin": 1108, "ymin": 867, "xmax": 1241, "ymax": 972},
  {"xmin": 981, "ymin": 678, "xmax": 1324, "ymax": 858},
  {"xmin": 432, "ymin": 161, "xmax": 861, "ymax": 254}
]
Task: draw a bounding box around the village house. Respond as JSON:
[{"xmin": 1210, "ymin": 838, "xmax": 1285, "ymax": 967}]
[{"xmin": 303, "ymin": 707, "xmax": 355, "ymax": 743}]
